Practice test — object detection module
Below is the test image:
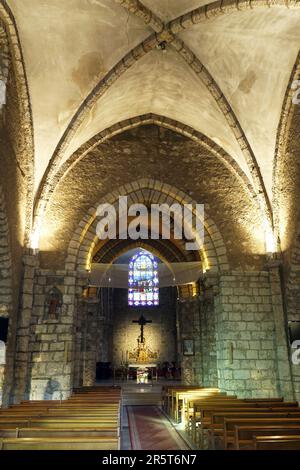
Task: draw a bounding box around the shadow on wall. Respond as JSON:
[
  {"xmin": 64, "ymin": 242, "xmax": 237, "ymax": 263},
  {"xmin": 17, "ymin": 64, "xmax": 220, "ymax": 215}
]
[{"xmin": 44, "ymin": 379, "xmax": 61, "ymax": 400}]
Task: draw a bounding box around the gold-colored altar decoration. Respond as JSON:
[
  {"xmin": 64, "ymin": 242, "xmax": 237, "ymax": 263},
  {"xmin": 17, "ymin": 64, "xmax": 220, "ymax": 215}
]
[
  {"xmin": 128, "ymin": 337, "xmax": 158, "ymax": 363},
  {"xmin": 128, "ymin": 314, "xmax": 159, "ymax": 363}
]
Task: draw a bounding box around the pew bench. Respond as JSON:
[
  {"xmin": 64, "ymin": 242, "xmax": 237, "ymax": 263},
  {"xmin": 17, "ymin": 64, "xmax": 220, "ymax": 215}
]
[
  {"xmin": 221, "ymin": 417, "xmax": 300, "ymax": 450},
  {"xmin": 0, "ymin": 436, "xmax": 120, "ymax": 450},
  {"xmin": 253, "ymin": 435, "xmax": 300, "ymax": 450},
  {"xmin": 0, "ymin": 426, "xmax": 119, "ymax": 439},
  {"xmin": 234, "ymin": 425, "xmax": 300, "ymax": 450}
]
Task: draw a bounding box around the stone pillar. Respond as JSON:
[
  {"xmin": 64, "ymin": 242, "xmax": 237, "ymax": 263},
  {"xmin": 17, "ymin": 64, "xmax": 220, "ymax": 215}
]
[
  {"xmin": 267, "ymin": 261, "xmax": 294, "ymax": 400},
  {"xmin": 178, "ymin": 296, "xmax": 201, "ymax": 385},
  {"xmin": 215, "ymin": 271, "xmax": 279, "ymax": 398},
  {"xmin": 82, "ymin": 306, "xmax": 98, "ymax": 387},
  {"xmin": 24, "ymin": 269, "xmax": 84, "ymax": 400},
  {"xmin": 198, "ymin": 274, "xmax": 218, "ymax": 387},
  {"xmin": 12, "ymin": 251, "xmax": 39, "ymax": 403}
]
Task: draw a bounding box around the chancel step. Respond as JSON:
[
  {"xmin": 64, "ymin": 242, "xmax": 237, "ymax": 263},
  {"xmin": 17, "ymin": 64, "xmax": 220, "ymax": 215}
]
[{"xmin": 122, "ymin": 388, "xmax": 162, "ymax": 406}]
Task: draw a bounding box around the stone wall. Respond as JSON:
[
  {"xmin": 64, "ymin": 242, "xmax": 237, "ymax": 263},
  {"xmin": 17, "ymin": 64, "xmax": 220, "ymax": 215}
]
[
  {"xmin": 112, "ymin": 287, "xmax": 177, "ymax": 367},
  {"xmin": 5, "ymin": 262, "xmax": 295, "ymax": 402},
  {"xmin": 215, "ymin": 270, "xmax": 292, "ymax": 398},
  {"xmin": 198, "ymin": 278, "xmax": 218, "ymax": 387},
  {"xmin": 177, "ymin": 297, "xmax": 201, "ymax": 385},
  {"xmin": 13, "ymin": 268, "xmax": 86, "ymax": 401},
  {"xmin": 285, "ymin": 223, "xmax": 300, "ymax": 401},
  {"xmin": 73, "ymin": 288, "xmax": 114, "ymax": 388},
  {"xmin": 28, "ymin": 269, "xmax": 81, "ymax": 399},
  {"xmin": 40, "ymin": 126, "xmax": 265, "ymax": 271}
]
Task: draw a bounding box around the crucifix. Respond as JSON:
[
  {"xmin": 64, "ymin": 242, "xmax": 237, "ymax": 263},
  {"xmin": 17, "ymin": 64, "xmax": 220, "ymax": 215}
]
[{"xmin": 132, "ymin": 314, "xmax": 152, "ymax": 344}]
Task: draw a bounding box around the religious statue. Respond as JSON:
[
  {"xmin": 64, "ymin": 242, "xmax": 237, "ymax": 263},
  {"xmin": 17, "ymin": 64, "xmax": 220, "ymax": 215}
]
[{"xmin": 44, "ymin": 287, "xmax": 62, "ymax": 321}]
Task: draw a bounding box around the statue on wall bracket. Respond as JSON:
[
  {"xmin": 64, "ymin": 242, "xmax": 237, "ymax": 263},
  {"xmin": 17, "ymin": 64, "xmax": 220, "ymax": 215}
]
[{"xmin": 44, "ymin": 287, "xmax": 62, "ymax": 321}]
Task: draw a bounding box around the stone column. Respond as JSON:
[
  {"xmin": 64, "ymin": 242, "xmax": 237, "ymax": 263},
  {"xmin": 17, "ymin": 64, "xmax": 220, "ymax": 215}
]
[
  {"xmin": 199, "ymin": 274, "xmax": 219, "ymax": 387},
  {"xmin": 178, "ymin": 296, "xmax": 201, "ymax": 385},
  {"xmin": 82, "ymin": 306, "xmax": 98, "ymax": 387},
  {"xmin": 267, "ymin": 260, "xmax": 295, "ymax": 400},
  {"xmin": 215, "ymin": 271, "xmax": 279, "ymax": 398},
  {"xmin": 12, "ymin": 250, "xmax": 39, "ymax": 403}
]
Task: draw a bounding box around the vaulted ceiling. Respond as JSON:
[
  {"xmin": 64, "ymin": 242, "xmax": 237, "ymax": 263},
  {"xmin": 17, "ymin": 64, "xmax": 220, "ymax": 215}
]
[
  {"xmin": 6, "ymin": 1, "xmax": 300, "ymax": 192},
  {"xmin": 3, "ymin": 0, "xmax": 300, "ymax": 254}
]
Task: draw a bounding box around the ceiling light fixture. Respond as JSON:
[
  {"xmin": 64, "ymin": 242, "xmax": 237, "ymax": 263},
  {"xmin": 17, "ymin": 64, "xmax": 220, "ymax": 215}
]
[{"xmin": 157, "ymin": 41, "xmax": 167, "ymax": 52}]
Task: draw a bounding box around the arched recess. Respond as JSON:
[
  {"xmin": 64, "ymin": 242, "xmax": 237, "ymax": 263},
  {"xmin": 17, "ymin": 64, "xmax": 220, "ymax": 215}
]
[
  {"xmin": 69, "ymin": 180, "xmax": 228, "ymax": 388},
  {"xmin": 66, "ymin": 179, "xmax": 229, "ymax": 275},
  {"xmin": 34, "ymin": 113, "xmax": 261, "ymax": 257},
  {"xmin": 0, "ymin": 185, "xmax": 12, "ymax": 406}
]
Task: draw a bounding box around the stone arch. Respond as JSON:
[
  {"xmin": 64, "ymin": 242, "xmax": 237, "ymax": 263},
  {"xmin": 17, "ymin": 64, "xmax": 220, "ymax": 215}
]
[
  {"xmin": 273, "ymin": 50, "xmax": 300, "ymax": 247},
  {"xmin": 66, "ymin": 179, "xmax": 229, "ymax": 275},
  {"xmin": 93, "ymin": 239, "xmax": 191, "ymax": 264},
  {"xmin": 168, "ymin": 0, "xmax": 300, "ymax": 34},
  {"xmin": 0, "ymin": 1, "xmax": 34, "ymax": 244},
  {"xmin": 33, "ymin": 114, "xmax": 259, "ymax": 253}
]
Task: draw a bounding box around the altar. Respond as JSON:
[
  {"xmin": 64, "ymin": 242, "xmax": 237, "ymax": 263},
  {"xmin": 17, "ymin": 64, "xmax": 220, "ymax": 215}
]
[
  {"xmin": 128, "ymin": 363, "xmax": 158, "ymax": 383},
  {"xmin": 124, "ymin": 314, "xmax": 159, "ymax": 383}
]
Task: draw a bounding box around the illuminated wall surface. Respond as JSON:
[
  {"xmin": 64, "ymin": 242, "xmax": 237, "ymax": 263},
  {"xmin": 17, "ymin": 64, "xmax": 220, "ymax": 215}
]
[{"xmin": 114, "ymin": 287, "xmax": 176, "ymax": 366}]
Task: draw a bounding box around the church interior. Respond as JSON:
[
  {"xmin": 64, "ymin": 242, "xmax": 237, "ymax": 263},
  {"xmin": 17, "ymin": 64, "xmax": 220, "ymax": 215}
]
[{"xmin": 0, "ymin": 0, "xmax": 300, "ymax": 452}]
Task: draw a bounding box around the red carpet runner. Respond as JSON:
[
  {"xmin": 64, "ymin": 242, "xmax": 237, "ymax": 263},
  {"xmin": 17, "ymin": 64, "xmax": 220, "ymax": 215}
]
[{"xmin": 127, "ymin": 406, "xmax": 189, "ymax": 450}]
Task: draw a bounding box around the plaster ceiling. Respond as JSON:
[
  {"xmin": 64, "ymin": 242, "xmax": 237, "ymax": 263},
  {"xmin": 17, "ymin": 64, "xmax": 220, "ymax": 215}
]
[
  {"xmin": 64, "ymin": 48, "xmax": 249, "ymax": 178},
  {"xmin": 179, "ymin": 8, "xmax": 300, "ymax": 198},
  {"xmin": 6, "ymin": 0, "xmax": 300, "ymax": 202},
  {"xmin": 7, "ymin": 0, "xmax": 151, "ymax": 187},
  {"xmin": 141, "ymin": 0, "xmax": 214, "ymax": 22}
]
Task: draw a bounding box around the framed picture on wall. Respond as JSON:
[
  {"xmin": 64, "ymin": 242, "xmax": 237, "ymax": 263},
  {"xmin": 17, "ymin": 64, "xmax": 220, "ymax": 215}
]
[{"xmin": 183, "ymin": 339, "xmax": 194, "ymax": 356}]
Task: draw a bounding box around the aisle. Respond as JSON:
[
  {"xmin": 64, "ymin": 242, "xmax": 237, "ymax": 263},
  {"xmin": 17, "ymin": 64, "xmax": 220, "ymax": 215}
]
[{"xmin": 126, "ymin": 406, "xmax": 190, "ymax": 450}]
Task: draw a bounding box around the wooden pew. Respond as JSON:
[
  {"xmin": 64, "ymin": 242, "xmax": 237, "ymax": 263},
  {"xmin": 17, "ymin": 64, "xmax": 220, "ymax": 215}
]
[
  {"xmin": 186, "ymin": 399, "xmax": 293, "ymax": 429},
  {"xmin": 0, "ymin": 436, "xmax": 119, "ymax": 450},
  {"xmin": 170, "ymin": 388, "xmax": 222, "ymax": 422},
  {"xmin": 253, "ymin": 435, "xmax": 300, "ymax": 450},
  {"xmin": 222, "ymin": 417, "xmax": 300, "ymax": 450},
  {"xmin": 0, "ymin": 387, "xmax": 121, "ymax": 450},
  {"xmin": 0, "ymin": 426, "xmax": 119, "ymax": 439},
  {"xmin": 162, "ymin": 385, "xmax": 206, "ymax": 414},
  {"xmin": 234, "ymin": 425, "xmax": 300, "ymax": 450},
  {"xmin": 188, "ymin": 402, "xmax": 299, "ymax": 444}
]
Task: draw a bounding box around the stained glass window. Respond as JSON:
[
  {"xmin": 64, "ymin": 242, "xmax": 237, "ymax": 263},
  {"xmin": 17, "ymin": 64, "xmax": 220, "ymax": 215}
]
[{"xmin": 128, "ymin": 250, "xmax": 159, "ymax": 306}]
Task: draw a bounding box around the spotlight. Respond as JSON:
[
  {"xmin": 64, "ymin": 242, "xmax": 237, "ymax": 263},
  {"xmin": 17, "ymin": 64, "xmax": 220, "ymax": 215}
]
[{"xmin": 157, "ymin": 41, "xmax": 167, "ymax": 52}]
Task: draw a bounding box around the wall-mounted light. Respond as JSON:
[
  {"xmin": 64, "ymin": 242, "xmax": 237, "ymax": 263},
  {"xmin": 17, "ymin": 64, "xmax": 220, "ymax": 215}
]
[
  {"xmin": 30, "ymin": 228, "xmax": 40, "ymax": 251},
  {"xmin": 265, "ymin": 229, "xmax": 276, "ymax": 255}
]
